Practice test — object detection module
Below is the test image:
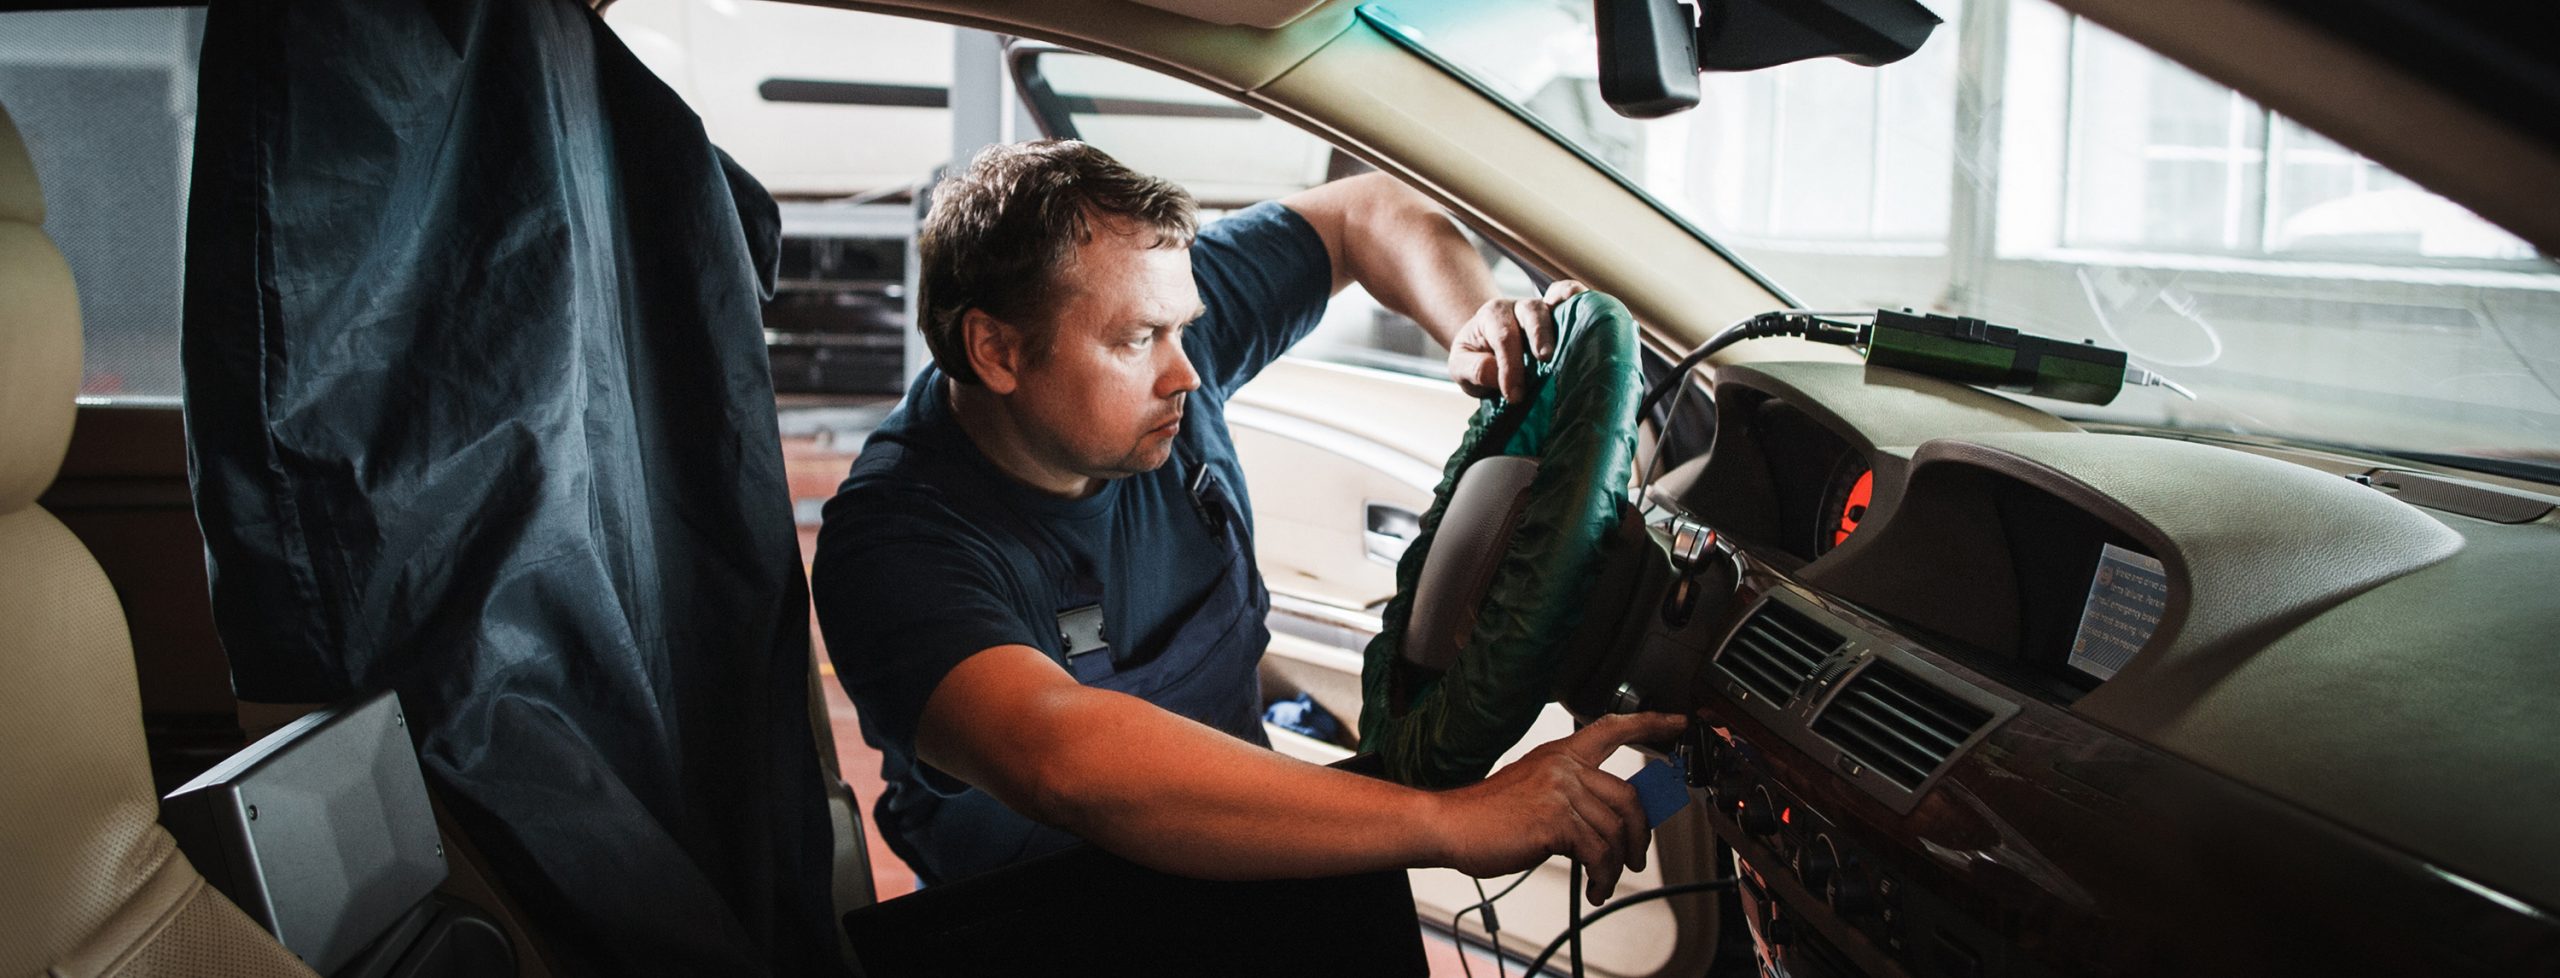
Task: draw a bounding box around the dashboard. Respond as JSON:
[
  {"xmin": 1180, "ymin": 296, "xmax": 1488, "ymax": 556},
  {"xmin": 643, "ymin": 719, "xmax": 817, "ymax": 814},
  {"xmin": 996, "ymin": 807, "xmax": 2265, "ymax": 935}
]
[{"xmin": 1613, "ymin": 360, "xmax": 2560, "ymax": 977}]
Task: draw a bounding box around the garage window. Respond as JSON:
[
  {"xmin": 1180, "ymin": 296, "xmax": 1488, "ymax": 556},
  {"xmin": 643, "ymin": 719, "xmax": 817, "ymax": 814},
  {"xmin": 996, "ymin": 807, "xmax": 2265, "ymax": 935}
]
[{"xmin": 0, "ymin": 7, "xmax": 202, "ymax": 403}]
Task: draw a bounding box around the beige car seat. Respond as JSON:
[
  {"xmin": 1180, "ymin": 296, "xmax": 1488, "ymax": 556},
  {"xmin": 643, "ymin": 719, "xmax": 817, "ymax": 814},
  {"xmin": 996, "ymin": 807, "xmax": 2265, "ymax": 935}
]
[{"xmin": 0, "ymin": 101, "xmax": 316, "ymax": 978}]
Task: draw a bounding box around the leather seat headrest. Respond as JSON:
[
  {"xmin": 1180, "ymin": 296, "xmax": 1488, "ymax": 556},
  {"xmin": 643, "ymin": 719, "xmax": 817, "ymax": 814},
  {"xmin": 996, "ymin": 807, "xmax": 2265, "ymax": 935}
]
[{"xmin": 0, "ymin": 101, "xmax": 83, "ymax": 516}]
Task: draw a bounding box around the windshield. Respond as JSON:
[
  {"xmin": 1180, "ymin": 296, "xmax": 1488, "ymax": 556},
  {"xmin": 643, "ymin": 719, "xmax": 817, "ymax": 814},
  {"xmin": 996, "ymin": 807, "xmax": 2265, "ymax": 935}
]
[{"xmin": 1374, "ymin": 0, "xmax": 2560, "ymax": 469}]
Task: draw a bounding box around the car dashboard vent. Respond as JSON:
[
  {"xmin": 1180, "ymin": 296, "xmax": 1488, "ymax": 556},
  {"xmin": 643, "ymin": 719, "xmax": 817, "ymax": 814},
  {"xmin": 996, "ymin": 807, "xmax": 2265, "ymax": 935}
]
[
  {"xmin": 1813, "ymin": 659, "xmax": 1996, "ymax": 789},
  {"xmin": 1718, "ymin": 602, "xmax": 1846, "ymax": 709}
]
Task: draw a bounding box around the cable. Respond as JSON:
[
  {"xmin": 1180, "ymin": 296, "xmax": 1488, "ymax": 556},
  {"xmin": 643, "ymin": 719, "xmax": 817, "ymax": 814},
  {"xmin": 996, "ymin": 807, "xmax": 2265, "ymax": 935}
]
[
  {"xmin": 1636, "ymin": 310, "xmax": 1870, "ymax": 488},
  {"xmin": 1458, "ymin": 878, "xmax": 1499, "ymax": 978},
  {"xmin": 1521, "ymin": 878, "xmax": 1741, "ymax": 978},
  {"xmin": 1566, "ymin": 864, "xmax": 1584, "ymax": 978},
  {"xmin": 1452, "ymin": 869, "xmax": 1537, "ymax": 978},
  {"xmin": 1634, "ymin": 309, "xmax": 1872, "ymax": 424},
  {"xmin": 1482, "ymin": 867, "xmax": 1538, "ymax": 903}
]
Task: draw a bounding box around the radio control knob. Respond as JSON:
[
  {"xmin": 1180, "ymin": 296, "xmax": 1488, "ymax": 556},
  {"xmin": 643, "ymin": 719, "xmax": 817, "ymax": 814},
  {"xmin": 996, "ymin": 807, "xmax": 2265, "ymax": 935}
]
[
  {"xmin": 1713, "ymin": 770, "xmax": 1749, "ymax": 813},
  {"xmin": 1740, "ymin": 787, "xmax": 1781, "ymax": 835},
  {"xmin": 1800, "ymin": 834, "xmax": 1839, "ymax": 890}
]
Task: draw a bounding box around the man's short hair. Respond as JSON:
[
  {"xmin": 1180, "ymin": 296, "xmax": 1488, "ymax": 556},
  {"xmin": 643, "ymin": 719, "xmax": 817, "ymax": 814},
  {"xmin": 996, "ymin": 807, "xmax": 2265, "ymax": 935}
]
[{"xmin": 919, "ymin": 140, "xmax": 1198, "ymax": 385}]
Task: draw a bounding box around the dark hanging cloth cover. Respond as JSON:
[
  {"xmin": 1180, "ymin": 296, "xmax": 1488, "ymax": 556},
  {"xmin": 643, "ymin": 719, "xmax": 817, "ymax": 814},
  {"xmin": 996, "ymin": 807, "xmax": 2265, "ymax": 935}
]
[{"xmin": 180, "ymin": 1, "xmax": 844, "ymax": 974}]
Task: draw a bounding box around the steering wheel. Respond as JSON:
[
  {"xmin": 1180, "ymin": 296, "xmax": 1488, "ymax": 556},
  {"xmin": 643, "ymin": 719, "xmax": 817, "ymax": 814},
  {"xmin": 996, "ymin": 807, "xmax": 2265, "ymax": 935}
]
[{"xmin": 1357, "ymin": 291, "xmax": 1642, "ymax": 789}]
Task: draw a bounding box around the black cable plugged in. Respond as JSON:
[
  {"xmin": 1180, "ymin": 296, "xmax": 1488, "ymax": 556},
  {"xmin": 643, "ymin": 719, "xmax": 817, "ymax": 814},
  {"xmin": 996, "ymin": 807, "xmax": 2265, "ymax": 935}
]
[
  {"xmin": 1635, "ymin": 310, "xmax": 1870, "ymax": 488},
  {"xmin": 1635, "ymin": 311, "xmax": 1870, "ymax": 423},
  {"xmin": 1522, "ymin": 878, "xmax": 1742, "ymax": 978},
  {"xmin": 1453, "ymin": 869, "xmax": 1537, "ymax": 978},
  {"xmin": 1566, "ymin": 864, "xmax": 1585, "ymax": 978}
]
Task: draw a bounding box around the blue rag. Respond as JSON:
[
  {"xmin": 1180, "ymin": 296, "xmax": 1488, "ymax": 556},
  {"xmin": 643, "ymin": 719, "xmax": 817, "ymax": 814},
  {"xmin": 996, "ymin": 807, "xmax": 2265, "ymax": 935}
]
[{"xmin": 1262, "ymin": 691, "xmax": 1344, "ymax": 744}]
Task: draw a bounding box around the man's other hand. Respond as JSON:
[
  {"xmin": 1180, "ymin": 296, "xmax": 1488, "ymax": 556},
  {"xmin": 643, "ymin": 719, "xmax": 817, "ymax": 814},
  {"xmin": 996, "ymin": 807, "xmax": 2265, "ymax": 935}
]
[
  {"xmin": 1426, "ymin": 711, "xmax": 1688, "ymax": 905},
  {"xmin": 1447, "ymin": 279, "xmax": 1589, "ymax": 401}
]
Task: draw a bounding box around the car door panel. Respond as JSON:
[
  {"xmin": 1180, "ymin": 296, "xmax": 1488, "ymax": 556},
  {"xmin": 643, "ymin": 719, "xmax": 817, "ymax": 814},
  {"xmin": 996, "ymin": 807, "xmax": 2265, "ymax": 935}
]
[{"xmin": 1233, "ymin": 356, "xmax": 1706, "ymax": 977}]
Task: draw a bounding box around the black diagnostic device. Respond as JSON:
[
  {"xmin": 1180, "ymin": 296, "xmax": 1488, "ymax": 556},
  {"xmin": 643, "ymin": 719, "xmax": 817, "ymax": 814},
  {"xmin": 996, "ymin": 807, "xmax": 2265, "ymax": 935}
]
[{"xmin": 1862, "ymin": 309, "xmax": 2131, "ymax": 405}]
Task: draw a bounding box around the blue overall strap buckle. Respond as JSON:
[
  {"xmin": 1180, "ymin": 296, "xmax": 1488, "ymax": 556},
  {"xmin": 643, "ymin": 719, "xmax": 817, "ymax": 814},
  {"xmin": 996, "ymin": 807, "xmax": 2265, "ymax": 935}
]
[
  {"xmin": 1057, "ymin": 604, "xmax": 1111, "ymax": 680},
  {"xmin": 1184, "ymin": 453, "xmax": 1223, "ymax": 531}
]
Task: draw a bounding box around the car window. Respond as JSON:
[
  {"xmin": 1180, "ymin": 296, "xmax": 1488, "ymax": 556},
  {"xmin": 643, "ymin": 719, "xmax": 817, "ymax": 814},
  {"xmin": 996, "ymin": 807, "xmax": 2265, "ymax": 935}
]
[
  {"xmin": 1023, "ymin": 48, "xmax": 1542, "ymax": 384},
  {"xmin": 607, "ymin": 0, "xmax": 954, "ymax": 198},
  {"xmin": 0, "ymin": 7, "xmax": 204, "ymax": 404},
  {"xmin": 1029, "ymin": 52, "xmax": 1335, "ymax": 209}
]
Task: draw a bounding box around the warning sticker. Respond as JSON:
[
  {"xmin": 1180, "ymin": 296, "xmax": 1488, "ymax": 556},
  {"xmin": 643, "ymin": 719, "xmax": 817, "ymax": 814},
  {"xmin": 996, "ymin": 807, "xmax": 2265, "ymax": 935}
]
[{"xmin": 2067, "ymin": 544, "xmax": 2169, "ymax": 681}]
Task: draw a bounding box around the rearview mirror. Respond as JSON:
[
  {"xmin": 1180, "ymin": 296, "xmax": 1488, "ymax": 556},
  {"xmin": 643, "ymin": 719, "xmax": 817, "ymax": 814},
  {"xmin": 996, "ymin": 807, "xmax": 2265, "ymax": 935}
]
[
  {"xmin": 1595, "ymin": 0, "xmax": 1944, "ymax": 118},
  {"xmin": 1595, "ymin": 0, "xmax": 1702, "ymax": 119}
]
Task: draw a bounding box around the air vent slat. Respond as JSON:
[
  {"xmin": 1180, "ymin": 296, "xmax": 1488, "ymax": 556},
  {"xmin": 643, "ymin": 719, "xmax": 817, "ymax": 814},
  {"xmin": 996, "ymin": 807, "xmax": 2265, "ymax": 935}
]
[
  {"xmin": 1749, "ymin": 630, "xmax": 1826, "ymax": 673},
  {"xmin": 1843, "ymin": 687, "xmax": 1966, "ymax": 753},
  {"xmin": 1818, "ymin": 702, "xmax": 1942, "ymax": 779},
  {"xmin": 1866, "ymin": 667, "xmax": 1992, "ymax": 736},
  {"xmin": 1755, "ymin": 616, "xmax": 1833, "ymax": 663},
  {"xmin": 1714, "ymin": 601, "xmax": 1849, "ymax": 711},
  {"xmin": 1721, "ymin": 646, "xmax": 1798, "ymax": 704},
  {"xmin": 1731, "ymin": 632, "xmax": 1820, "ymax": 676},
  {"xmin": 1813, "ymin": 659, "xmax": 2000, "ymax": 790}
]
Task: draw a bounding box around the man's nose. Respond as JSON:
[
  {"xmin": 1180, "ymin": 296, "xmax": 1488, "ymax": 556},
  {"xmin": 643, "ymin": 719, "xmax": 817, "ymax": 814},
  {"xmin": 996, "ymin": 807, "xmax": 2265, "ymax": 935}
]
[{"xmin": 1158, "ymin": 338, "xmax": 1201, "ymax": 399}]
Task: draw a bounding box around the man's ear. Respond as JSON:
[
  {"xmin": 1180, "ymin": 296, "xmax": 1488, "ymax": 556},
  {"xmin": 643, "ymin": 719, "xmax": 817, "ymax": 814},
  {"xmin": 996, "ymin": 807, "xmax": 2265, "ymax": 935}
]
[{"xmin": 963, "ymin": 308, "xmax": 1026, "ymax": 395}]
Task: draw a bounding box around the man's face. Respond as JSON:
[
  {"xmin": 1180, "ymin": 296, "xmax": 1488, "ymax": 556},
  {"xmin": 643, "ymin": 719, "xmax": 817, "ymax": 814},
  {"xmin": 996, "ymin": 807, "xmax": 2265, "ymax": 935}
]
[{"xmin": 1005, "ymin": 221, "xmax": 1205, "ymax": 483}]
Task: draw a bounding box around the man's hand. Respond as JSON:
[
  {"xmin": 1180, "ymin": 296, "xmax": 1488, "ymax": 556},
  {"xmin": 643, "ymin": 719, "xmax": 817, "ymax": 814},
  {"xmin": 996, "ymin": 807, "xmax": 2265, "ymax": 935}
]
[
  {"xmin": 1425, "ymin": 712, "xmax": 1688, "ymax": 905},
  {"xmin": 1447, "ymin": 280, "xmax": 1590, "ymax": 401}
]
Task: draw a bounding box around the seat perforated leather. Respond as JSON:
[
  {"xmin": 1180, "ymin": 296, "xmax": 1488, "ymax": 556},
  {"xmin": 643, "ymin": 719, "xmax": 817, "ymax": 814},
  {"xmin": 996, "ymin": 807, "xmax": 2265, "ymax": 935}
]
[{"xmin": 0, "ymin": 100, "xmax": 316, "ymax": 978}]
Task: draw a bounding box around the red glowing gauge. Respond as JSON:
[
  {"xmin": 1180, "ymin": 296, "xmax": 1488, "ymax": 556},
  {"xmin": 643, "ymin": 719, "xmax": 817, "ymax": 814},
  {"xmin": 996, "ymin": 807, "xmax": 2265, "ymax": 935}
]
[{"xmin": 1833, "ymin": 469, "xmax": 1874, "ymax": 548}]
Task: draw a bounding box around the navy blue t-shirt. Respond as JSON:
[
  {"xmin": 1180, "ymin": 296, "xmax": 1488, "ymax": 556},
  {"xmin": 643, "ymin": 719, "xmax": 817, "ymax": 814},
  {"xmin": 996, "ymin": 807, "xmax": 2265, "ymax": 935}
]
[{"xmin": 810, "ymin": 201, "xmax": 1332, "ymax": 838}]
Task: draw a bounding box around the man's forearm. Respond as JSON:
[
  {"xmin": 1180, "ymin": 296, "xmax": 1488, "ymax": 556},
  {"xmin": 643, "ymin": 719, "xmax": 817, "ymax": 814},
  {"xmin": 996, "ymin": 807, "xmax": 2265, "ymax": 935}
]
[
  {"xmin": 1009, "ymin": 681, "xmax": 1451, "ymax": 880},
  {"xmin": 1344, "ymin": 192, "xmax": 1499, "ymax": 348},
  {"xmin": 917, "ymin": 640, "xmax": 1673, "ymax": 897},
  {"xmin": 1286, "ymin": 173, "xmax": 1499, "ymax": 348}
]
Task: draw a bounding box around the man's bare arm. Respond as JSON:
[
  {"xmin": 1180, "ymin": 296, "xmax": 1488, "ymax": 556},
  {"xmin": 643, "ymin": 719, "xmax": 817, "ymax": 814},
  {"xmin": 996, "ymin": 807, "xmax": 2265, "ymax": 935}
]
[
  {"xmin": 915, "ymin": 644, "xmax": 1682, "ymax": 902},
  {"xmin": 1280, "ymin": 172, "xmax": 1493, "ymax": 347},
  {"xmin": 1279, "ymin": 173, "xmax": 1587, "ymax": 402}
]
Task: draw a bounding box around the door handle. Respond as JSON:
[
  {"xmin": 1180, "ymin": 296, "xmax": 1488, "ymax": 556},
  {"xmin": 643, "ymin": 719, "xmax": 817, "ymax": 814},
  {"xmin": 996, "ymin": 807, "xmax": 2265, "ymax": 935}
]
[{"xmin": 1364, "ymin": 503, "xmax": 1420, "ymax": 564}]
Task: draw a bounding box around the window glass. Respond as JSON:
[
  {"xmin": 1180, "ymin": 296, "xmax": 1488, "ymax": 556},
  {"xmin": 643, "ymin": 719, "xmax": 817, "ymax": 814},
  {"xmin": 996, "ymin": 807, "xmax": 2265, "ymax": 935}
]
[
  {"xmin": 1380, "ymin": 0, "xmax": 2560, "ymax": 466},
  {"xmin": 0, "ymin": 8, "xmax": 203, "ymax": 402},
  {"xmin": 1027, "ymin": 49, "xmax": 1542, "ymax": 383},
  {"xmin": 607, "ymin": 0, "xmax": 952, "ymax": 198},
  {"xmin": 1034, "ymin": 53, "xmax": 1335, "ymax": 209},
  {"xmin": 2065, "ymin": 22, "xmax": 2269, "ymax": 252}
]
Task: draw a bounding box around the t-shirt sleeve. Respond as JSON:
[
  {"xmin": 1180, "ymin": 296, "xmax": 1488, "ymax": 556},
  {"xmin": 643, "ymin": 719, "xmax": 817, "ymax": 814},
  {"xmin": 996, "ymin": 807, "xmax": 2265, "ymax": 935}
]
[
  {"xmin": 1184, "ymin": 200, "xmax": 1336, "ymax": 398},
  {"xmin": 810, "ymin": 489, "xmax": 1040, "ymax": 761}
]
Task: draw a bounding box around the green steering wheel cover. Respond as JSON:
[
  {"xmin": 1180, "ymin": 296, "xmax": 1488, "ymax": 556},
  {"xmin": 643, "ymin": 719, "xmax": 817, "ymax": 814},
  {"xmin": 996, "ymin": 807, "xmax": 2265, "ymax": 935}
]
[{"xmin": 1357, "ymin": 291, "xmax": 1641, "ymax": 788}]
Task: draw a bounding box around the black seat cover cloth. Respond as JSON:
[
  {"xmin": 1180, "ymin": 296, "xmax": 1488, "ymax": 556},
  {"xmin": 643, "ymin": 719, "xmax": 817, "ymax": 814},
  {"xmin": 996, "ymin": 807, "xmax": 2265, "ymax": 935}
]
[{"xmin": 181, "ymin": 1, "xmax": 842, "ymax": 974}]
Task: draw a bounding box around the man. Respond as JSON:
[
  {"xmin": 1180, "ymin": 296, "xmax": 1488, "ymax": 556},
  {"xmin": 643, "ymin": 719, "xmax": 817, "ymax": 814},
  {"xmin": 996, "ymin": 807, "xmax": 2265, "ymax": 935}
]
[{"xmin": 812, "ymin": 140, "xmax": 1680, "ymax": 903}]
